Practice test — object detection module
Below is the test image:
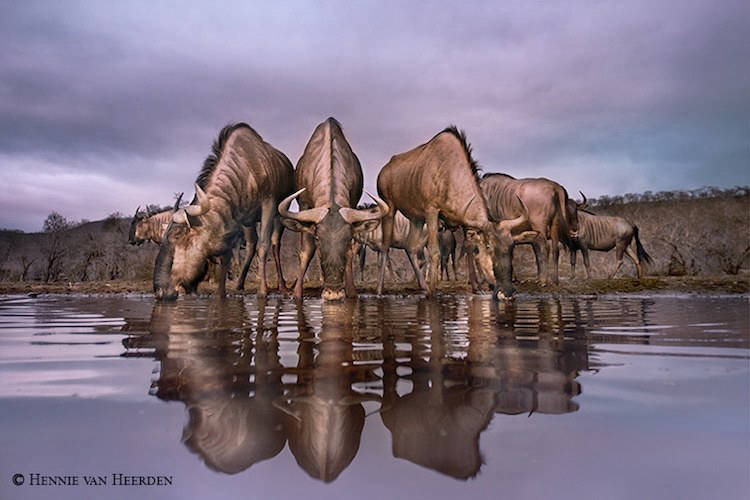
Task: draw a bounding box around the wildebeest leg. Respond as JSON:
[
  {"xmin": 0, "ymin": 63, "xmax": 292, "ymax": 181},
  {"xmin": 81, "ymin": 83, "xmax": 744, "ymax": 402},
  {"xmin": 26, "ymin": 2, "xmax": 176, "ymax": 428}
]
[
  {"xmin": 356, "ymin": 243, "xmax": 367, "ymax": 280},
  {"xmin": 450, "ymin": 245, "xmax": 457, "ymax": 281},
  {"xmin": 344, "ymin": 241, "xmax": 356, "ymax": 298},
  {"xmin": 527, "ymin": 242, "xmax": 542, "ymax": 281},
  {"xmin": 610, "ymin": 244, "xmax": 626, "ymax": 278},
  {"xmin": 405, "ymin": 220, "xmax": 428, "ymax": 292},
  {"xmin": 440, "ymin": 246, "xmax": 449, "ymax": 281},
  {"xmin": 256, "ymin": 201, "xmax": 275, "ymax": 298},
  {"xmin": 466, "ymin": 246, "xmax": 480, "ymax": 292},
  {"xmin": 582, "ymin": 247, "xmax": 592, "ymax": 279},
  {"xmin": 417, "ymin": 248, "xmax": 429, "ymax": 282},
  {"xmin": 425, "ymin": 212, "xmax": 441, "ymax": 296},
  {"xmin": 625, "ymin": 246, "xmax": 641, "ymax": 278},
  {"xmin": 550, "ymin": 231, "xmax": 561, "ymax": 285},
  {"xmin": 376, "ymin": 213, "xmax": 394, "ymax": 295},
  {"xmin": 570, "ymin": 248, "xmax": 577, "ymax": 279},
  {"xmin": 237, "ymin": 224, "xmax": 258, "ymax": 291},
  {"xmin": 271, "ymin": 218, "xmax": 290, "ymax": 293},
  {"xmin": 295, "ymin": 232, "xmax": 316, "ymax": 300},
  {"xmin": 534, "ymin": 234, "xmax": 550, "ymax": 285},
  {"xmin": 218, "ymin": 251, "xmax": 231, "ymax": 298}
]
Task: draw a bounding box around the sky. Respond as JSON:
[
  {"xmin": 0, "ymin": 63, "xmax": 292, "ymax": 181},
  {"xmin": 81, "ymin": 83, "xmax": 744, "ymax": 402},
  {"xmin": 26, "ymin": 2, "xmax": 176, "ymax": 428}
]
[{"xmin": 0, "ymin": 0, "xmax": 748, "ymax": 232}]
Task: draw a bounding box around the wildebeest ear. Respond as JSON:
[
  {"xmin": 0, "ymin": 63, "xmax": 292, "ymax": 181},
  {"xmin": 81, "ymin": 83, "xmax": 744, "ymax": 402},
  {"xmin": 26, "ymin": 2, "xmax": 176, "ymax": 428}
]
[
  {"xmin": 352, "ymin": 219, "xmax": 381, "ymax": 234},
  {"xmin": 512, "ymin": 230, "xmax": 538, "ymax": 243},
  {"xmin": 281, "ymin": 218, "xmax": 315, "ymax": 234}
]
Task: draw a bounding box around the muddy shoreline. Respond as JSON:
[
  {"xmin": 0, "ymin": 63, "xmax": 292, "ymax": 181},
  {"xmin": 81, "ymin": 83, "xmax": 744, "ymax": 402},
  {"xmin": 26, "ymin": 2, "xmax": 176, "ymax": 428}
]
[{"xmin": 1, "ymin": 275, "xmax": 747, "ymax": 297}]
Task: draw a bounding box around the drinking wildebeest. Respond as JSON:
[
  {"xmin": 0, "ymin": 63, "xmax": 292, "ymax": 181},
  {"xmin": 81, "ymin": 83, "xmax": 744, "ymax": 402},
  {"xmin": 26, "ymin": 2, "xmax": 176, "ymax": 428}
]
[
  {"xmin": 567, "ymin": 202, "xmax": 652, "ymax": 279},
  {"xmin": 153, "ymin": 123, "xmax": 294, "ymax": 300},
  {"xmin": 132, "ymin": 195, "xmax": 287, "ymax": 292},
  {"xmin": 375, "ymin": 126, "xmax": 538, "ymax": 299},
  {"xmin": 128, "ymin": 193, "xmax": 183, "ymax": 246},
  {"xmin": 278, "ymin": 118, "xmax": 388, "ymax": 301},
  {"xmin": 479, "ymin": 173, "xmax": 580, "ymax": 286}
]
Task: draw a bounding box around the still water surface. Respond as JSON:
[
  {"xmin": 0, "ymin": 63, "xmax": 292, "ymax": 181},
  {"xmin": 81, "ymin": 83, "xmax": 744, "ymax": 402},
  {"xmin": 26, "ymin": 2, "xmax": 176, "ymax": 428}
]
[{"xmin": 0, "ymin": 293, "xmax": 748, "ymax": 499}]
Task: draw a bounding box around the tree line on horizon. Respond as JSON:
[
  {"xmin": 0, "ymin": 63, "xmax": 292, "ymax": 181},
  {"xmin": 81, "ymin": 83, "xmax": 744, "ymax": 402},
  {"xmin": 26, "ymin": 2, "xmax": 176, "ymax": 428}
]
[{"xmin": 0, "ymin": 186, "xmax": 747, "ymax": 283}]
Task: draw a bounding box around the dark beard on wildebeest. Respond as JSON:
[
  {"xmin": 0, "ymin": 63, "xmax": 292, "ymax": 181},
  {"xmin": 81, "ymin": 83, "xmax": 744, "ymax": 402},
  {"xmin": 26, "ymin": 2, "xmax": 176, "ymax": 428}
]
[
  {"xmin": 128, "ymin": 217, "xmax": 141, "ymax": 245},
  {"xmin": 153, "ymin": 234, "xmax": 208, "ymax": 299}
]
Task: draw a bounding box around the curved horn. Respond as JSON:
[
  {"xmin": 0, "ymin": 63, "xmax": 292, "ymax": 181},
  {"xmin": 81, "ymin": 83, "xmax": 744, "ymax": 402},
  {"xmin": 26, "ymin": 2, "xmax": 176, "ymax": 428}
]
[
  {"xmin": 172, "ymin": 209, "xmax": 191, "ymax": 228},
  {"xmin": 499, "ymin": 195, "xmax": 529, "ymax": 233},
  {"xmin": 577, "ymin": 190, "xmax": 588, "ymax": 209},
  {"xmin": 172, "ymin": 192, "xmax": 184, "ymax": 212},
  {"xmin": 185, "ymin": 184, "xmax": 210, "ymax": 217},
  {"xmin": 339, "ymin": 191, "xmax": 389, "ymax": 224},
  {"xmin": 134, "ymin": 205, "xmax": 141, "ymax": 217},
  {"xmin": 278, "ymin": 188, "xmax": 329, "ymax": 224}
]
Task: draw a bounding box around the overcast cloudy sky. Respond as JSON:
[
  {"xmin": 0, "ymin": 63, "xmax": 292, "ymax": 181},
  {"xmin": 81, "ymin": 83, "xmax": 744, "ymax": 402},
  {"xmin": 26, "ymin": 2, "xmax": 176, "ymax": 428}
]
[{"xmin": 1, "ymin": 0, "xmax": 747, "ymax": 231}]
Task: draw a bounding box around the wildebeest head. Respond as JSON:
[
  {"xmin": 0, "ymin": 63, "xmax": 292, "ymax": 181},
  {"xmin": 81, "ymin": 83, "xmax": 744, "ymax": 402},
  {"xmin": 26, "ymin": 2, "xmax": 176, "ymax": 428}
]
[
  {"xmin": 153, "ymin": 185, "xmax": 220, "ymax": 301},
  {"xmin": 465, "ymin": 197, "xmax": 538, "ymax": 300},
  {"xmin": 279, "ymin": 188, "xmax": 388, "ymax": 301},
  {"xmin": 128, "ymin": 206, "xmax": 147, "ymax": 245},
  {"xmin": 129, "ymin": 193, "xmax": 183, "ymax": 246},
  {"xmin": 567, "ymin": 191, "xmax": 587, "ymax": 239}
]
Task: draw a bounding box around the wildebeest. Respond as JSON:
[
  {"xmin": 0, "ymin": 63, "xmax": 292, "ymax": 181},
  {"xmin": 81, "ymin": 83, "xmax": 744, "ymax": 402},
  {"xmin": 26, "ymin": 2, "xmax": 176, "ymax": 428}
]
[
  {"xmin": 278, "ymin": 118, "xmax": 387, "ymax": 301},
  {"xmin": 154, "ymin": 123, "xmax": 294, "ymax": 300},
  {"xmin": 568, "ymin": 203, "xmax": 652, "ymax": 279},
  {"xmin": 131, "ymin": 194, "xmax": 286, "ymax": 292},
  {"xmin": 376, "ymin": 126, "xmax": 538, "ymax": 299},
  {"xmin": 354, "ymin": 207, "xmax": 427, "ymax": 281},
  {"xmin": 479, "ymin": 173, "xmax": 580, "ymax": 286},
  {"xmin": 128, "ymin": 193, "xmax": 183, "ymax": 246},
  {"xmin": 355, "ymin": 210, "xmax": 457, "ymax": 282}
]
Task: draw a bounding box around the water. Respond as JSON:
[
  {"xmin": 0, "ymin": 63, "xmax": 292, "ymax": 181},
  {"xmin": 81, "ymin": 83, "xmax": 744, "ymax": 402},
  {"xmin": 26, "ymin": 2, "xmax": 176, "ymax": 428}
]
[{"xmin": 0, "ymin": 293, "xmax": 748, "ymax": 499}]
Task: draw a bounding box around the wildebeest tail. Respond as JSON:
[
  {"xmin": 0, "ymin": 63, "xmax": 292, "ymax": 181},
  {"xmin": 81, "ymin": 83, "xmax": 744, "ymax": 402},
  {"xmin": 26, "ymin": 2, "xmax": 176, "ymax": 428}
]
[{"xmin": 633, "ymin": 225, "xmax": 652, "ymax": 264}]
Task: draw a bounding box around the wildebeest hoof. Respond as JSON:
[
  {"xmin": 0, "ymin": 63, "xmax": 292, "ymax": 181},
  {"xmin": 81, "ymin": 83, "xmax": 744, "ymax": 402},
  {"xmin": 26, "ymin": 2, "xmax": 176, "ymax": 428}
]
[
  {"xmin": 495, "ymin": 290, "xmax": 514, "ymax": 301},
  {"xmin": 322, "ymin": 288, "xmax": 346, "ymax": 301}
]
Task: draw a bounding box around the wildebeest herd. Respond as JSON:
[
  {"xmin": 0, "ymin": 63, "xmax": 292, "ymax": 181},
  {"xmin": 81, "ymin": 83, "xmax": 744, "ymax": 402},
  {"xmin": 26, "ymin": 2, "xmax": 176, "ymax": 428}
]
[{"xmin": 129, "ymin": 118, "xmax": 651, "ymax": 301}]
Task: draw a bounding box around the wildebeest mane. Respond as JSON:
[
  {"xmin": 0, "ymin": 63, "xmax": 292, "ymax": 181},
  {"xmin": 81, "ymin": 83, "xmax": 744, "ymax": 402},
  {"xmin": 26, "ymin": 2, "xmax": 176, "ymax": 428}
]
[
  {"xmin": 196, "ymin": 123, "xmax": 255, "ymax": 190},
  {"xmin": 481, "ymin": 172, "xmax": 516, "ymax": 180},
  {"xmin": 439, "ymin": 126, "xmax": 481, "ymax": 178}
]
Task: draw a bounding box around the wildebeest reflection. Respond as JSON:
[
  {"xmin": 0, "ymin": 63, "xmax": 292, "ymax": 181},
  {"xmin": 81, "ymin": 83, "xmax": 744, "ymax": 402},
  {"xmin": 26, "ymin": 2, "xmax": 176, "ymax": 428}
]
[
  {"xmin": 141, "ymin": 298, "xmax": 287, "ymax": 474},
  {"xmin": 474, "ymin": 298, "xmax": 588, "ymax": 415},
  {"xmin": 275, "ymin": 300, "xmax": 380, "ymax": 482},
  {"xmin": 380, "ymin": 299, "xmax": 496, "ymax": 479},
  {"xmin": 378, "ymin": 297, "xmax": 588, "ymax": 479}
]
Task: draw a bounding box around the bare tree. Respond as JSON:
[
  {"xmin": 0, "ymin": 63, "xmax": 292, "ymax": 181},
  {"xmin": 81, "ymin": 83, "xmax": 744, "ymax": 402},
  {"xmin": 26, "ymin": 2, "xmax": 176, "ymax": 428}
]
[
  {"xmin": 19, "ymin": 255, "xmax": 35, "ymax": 281},
  {"xmin": 41, "ymin": 212, "xmax": 70, "ymax": 282}
]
